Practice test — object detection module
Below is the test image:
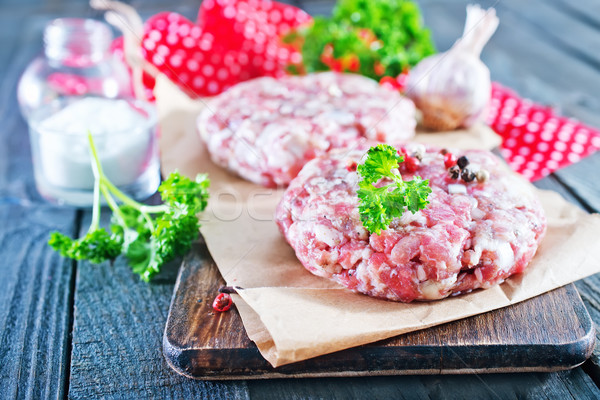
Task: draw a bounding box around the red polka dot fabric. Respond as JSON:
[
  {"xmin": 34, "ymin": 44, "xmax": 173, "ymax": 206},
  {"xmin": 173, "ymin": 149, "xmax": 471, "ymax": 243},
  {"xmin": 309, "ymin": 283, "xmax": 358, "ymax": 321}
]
[
  {"xmin": 198, "ymin": 0, "xmax": 310, "ymax": 80},
  {"xmin": 127, "ymin": 0, "xmax": 311, "ymax": 99},
  {"xmin": 486, "ymin": 82, "xmax": 600, "ymax": 181}
]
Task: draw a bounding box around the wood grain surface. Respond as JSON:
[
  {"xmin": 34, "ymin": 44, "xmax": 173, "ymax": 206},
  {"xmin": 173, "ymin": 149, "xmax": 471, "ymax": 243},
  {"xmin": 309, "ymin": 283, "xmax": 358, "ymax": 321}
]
[
  {"xmin": 0, "ymin": 204, "xmax": 77, "ymax": 399},
  {"xmin": 1, "ymin": 0, "xmax": 600, "ymax": 399},
  {"xmin": 163, "ymin": 239, "xmax": 595, "ymax": 379}
]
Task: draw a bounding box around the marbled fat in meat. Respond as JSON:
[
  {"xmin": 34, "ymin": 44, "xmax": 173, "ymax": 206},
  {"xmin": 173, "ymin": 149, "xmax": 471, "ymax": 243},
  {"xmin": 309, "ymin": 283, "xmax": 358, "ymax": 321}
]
[
  {"xmin": 197, "ymin": 72, "xmax": 416, "ymax": 187},
  {"xmin": 276, "ymin": 143, "xmax": 547, "ymax": 302}
]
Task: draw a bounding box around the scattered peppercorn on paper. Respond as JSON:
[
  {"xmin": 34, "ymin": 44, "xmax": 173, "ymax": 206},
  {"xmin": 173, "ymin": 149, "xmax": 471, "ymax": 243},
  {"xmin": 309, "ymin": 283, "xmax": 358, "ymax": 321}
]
[{"xmin": 156, "ymin": 76, "xmax": 600, "ymax": 367}]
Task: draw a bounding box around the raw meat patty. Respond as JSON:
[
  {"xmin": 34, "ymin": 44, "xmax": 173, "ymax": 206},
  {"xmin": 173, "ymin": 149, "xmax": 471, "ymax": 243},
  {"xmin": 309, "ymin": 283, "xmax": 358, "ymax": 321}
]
[
  {"xmin": 197, "ymin": 72, "xmax": 416, "ymax": 187},
  {"xmin": 276, "ymin": 143, "xmax": 547, "ymax": 302}
]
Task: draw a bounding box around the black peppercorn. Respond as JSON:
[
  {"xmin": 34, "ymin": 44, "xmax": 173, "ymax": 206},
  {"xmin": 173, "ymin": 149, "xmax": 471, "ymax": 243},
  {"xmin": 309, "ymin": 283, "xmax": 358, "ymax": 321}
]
[
  {"xmin": 449, "ymin": 165, "xmax": 460, "ymax": 179},
  {"xmin": 461, "ymin": 168, "xmax": 476, "ymax": 182},
  {"xmin": 457, "ymin": 156, "xmax": 469, "ymax": 169}
]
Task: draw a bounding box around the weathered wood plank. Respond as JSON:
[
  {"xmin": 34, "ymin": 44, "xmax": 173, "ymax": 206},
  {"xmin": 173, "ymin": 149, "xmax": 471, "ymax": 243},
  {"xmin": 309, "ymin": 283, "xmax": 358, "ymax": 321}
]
[
  {"xmin": 248, "ymin": 368, "xmax": 600, "ymax": 400},
  {"xmin": 501, "ymin": 0, "xmax": 600, "ymax": 71},
  {"xmin": 552, "ymin": 155, "xmax": 600, "ymax": 214},
  {"xmin": 548, "ymin": 0, "xmax": 600, "ymax": 28},
  {"xmin": 534, "ymin": 176, "xmax": 600, "ymax": 380},
  {"xmin": 0, "ymin": 15, "xmax": 43, "ymax": 204},
  {"xmin": 67, "ymin": 212, "xmax": 250, "ymax": 399},
  {"xmin": 0, "ymin": 5, "xmax": 82, "ymax": 399},
  {"xmin": 577, "ymin": 275, "xmax": 600, "ymax": 384},
  {"xmin": 295, "ymin": 0, "xmax": 338, "ymax": 16},
  {"xmin": 0, "ymin": 204, "xmax": 77, "ymax": 400}
]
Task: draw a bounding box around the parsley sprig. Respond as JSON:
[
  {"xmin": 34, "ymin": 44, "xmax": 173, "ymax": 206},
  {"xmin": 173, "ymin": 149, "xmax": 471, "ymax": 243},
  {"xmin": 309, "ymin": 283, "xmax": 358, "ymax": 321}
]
[
  {"xmin": 357, "ymin": 144, "xmax": 431, "ymax": 235},
  {"xmin": 285, "ymin": 0, "xmax": 435, "ymax": 79},
  {"xmin": 48, "ymin": 132, "xmax": 210, "ymax": 282}
]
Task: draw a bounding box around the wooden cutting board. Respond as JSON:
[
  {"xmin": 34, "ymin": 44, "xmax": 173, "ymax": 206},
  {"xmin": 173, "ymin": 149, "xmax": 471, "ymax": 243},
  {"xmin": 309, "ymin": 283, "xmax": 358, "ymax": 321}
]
[{"xmin": 163, "ymin": 239, "xmax": 595, "ymax": 380}]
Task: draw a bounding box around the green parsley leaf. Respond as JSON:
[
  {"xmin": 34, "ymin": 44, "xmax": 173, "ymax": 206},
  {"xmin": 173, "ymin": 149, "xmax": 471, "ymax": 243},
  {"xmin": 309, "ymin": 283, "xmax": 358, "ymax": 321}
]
[
  {"xmin": 48, "ymin": 133, "xmax": 210, "ymax": 282},
  {"xmin": 356, "ymin": 144, "xmax": 431, "ymax": 235},
  {"xmin": 357, "ymin": 144, "xmax": 402, "ymax": 183},
  {"xmin": 404, "ymin": 176, "xmax": 432, "ymax": 213},
  {"xmin": 159, "ymin": 172, "xmax": 210, "ymax": 213},
  {"xmin": 286, "ymin": 0, "xmax": 435, "ymax": 79},
  {"xmin": 49, "ymin": 229, "xmax": 122, "ymax": 264}
]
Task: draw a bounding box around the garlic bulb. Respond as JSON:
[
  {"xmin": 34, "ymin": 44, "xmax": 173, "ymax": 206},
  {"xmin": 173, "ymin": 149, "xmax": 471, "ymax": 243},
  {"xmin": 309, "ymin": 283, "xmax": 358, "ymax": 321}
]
[{"xmin": 406, "ymin": 5, "xmax": 499, "ymax": 131}]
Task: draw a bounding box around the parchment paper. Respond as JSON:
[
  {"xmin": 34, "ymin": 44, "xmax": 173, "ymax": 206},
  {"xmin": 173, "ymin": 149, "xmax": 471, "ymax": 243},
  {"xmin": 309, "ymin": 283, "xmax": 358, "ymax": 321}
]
[{"xmin": 155, "ymin": 75, "xmax": 600, "ymax": 367}]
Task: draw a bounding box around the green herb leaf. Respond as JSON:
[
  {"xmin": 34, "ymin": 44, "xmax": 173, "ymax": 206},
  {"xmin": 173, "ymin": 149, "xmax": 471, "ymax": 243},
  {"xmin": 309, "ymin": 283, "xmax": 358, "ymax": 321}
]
[
  {"xmin": 286, "ymin": 0, "xmax": 435, "ymax": 79},
  {"xmin": 49, "ymin": 229, "xmax": 122, "ymax": 264},
  {"xmin": 356, "ymin": 144, "xmax": 431, "ymax": 235},
  {"xmin": 48, "ymin": 133, "xmax": 210, "ymax": 282},
  {"xmin": 357, "ymin": 144, "xmax": 402, "ymax": 183},
  {"xmin": 404, "ymin": 176, "xmax": 432, "ymax": 213},
  {"xmin": 159, "ymin": 172, "xmax": 210, "ymax": 213}
]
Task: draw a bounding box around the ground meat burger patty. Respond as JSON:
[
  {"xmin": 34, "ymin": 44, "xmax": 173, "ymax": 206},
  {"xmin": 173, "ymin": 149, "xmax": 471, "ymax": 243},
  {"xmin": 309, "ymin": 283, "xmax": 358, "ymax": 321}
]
[
  {"xmin": 276, "ymin": 143, "xmax": 547, "ymax": 302},
  {"xmin": 197, "ymin": 72, "xmax": 416, "ymax": 187}
]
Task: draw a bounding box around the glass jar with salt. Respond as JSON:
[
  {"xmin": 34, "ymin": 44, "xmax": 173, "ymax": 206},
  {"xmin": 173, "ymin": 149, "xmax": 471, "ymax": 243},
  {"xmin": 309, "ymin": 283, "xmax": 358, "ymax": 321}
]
[{"xmin": 18, "ymin": 18, "xmax": 160, "ymax": 206}]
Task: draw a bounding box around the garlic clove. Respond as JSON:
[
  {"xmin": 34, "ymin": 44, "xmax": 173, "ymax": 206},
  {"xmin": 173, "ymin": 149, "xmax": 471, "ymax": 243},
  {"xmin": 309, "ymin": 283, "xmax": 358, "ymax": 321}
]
[{"xmin": 406, "ymin": 5, "xmax": 499, "ymax": 131}]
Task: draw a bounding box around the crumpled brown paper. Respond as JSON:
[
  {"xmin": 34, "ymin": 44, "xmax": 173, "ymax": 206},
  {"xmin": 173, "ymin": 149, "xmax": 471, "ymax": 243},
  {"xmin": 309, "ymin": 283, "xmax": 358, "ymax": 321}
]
[{"xmin": 155, "ymin": 75, "xmax": 600, "ymax": 367}]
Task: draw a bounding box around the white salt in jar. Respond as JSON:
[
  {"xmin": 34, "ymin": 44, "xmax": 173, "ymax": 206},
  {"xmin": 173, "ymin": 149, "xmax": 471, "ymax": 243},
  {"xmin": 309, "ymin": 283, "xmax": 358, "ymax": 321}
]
[
  {"xmin": 28, "ymin": 97, "xmax": 160, "ymax": 206},
  {"xmin": 18, "ymin": 18, "xmax": 160, "ymax": 205}
]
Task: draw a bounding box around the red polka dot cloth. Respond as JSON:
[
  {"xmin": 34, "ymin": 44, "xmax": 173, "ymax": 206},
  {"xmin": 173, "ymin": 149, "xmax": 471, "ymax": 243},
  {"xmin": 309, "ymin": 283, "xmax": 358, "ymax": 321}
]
[
  {"xmin": 486, "ymin": 82, "xmax": 600, "ymax": 181},
  {"xmin": 112, "ymin": 0, "xmax": 311, "ymax": 99}
]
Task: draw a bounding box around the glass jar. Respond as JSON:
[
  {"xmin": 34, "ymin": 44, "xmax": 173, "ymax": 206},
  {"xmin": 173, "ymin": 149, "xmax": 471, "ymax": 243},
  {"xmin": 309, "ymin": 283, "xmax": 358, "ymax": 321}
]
[
  {"xmin": 18, "ymin": 18, "xmax": 133, "ymax": 117},
  {"xmin": 18, "ymin": 18, "xmax": 160, "ymax": 206}
]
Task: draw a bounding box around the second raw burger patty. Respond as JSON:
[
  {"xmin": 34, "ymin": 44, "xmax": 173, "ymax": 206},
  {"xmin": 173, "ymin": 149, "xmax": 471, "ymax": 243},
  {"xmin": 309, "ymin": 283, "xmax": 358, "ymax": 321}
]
[
  {"xmin": 197, "ymin": 72, "xmax": 416, "ymax": 187},
  {"xmin": 275, "ymin": 144, "xmax": 547, "ymax": 302}
]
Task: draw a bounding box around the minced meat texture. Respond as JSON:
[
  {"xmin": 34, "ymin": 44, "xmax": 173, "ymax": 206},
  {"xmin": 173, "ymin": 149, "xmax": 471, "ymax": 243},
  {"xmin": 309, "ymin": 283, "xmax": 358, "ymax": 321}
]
[
  {"xmin": 276, "ymin": 143, "xmax": 547, "ymax": 302},
  {"xmin": 197, "ymin": 72, "xmax": 416, "ymax": 187}
]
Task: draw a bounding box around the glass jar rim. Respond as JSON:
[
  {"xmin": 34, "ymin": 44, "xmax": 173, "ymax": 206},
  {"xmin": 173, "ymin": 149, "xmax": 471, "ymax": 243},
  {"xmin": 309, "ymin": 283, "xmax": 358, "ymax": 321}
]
[
  {"xmin": 44, "ymin": 18, "xmax": 113, "ymax": 63},
  {"xmin": 44, "ymin": 18, "xmax": 112, "ymax": 42}
]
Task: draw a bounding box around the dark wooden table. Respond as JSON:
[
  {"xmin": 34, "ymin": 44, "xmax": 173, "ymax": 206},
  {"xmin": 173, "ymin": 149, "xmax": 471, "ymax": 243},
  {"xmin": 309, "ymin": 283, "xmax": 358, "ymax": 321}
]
[{"xmin": 2, "ymin": 0, "xmax": 600, "ymax": 398}]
